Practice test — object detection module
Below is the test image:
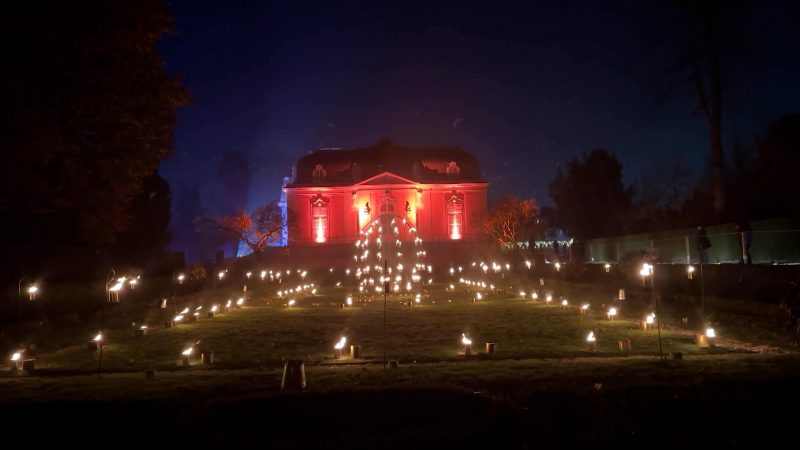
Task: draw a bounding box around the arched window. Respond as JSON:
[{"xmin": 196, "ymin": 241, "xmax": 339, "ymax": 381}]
[
  {"xmin": 447, "ymin": 192, "xmax": 463, "ymax": 240},
  {"xmin": 311, "ymin": 195, "xmax": 328, "ymax": 243},
  {"xmin": 380, "ymin": 202, "xmax": 395, "ymax": 214},
  {"xmin": 380, "ymin": 190, "xmax": 395, "ymax": 214}
]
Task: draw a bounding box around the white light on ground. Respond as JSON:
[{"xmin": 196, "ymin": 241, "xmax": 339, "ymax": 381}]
[
  {"xmin": 646, "ymin": 313, "xmax": 655, "ymax": 325},
  {"xmin": 586, "ymin": 331, "xmax": 596, "ymax": 342},
  {"xmin": 706, "ymin": 327, "xmax": 716, "ymax": 338},
  {"xmin": 461, "ymin": 333, "xmax": 472, "ymax": 346},
  {"xmin": 334, "ymin": 336, "xmax": 347, "ymax": 350},
  {"xmin": 10, "ymin": 352, "xmax": 22, "ymax": 361},
  {"xmin": 182, "ymin": 347, "xmax": 193, "ymax": 356}
]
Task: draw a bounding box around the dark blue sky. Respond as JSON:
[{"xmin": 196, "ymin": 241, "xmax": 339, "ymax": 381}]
[{"xmin": 158, "ymin": 0, "xmax": 799, "ymax": 220}]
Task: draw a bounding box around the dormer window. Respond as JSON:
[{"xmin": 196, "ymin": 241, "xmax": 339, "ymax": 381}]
[
  {"xmin": 446, "ymin": 161, "xmax": 461, "ymax": 175},
  {"xmin": 312, "ymin": 164, "xmax": 327, "ymax": 182}
]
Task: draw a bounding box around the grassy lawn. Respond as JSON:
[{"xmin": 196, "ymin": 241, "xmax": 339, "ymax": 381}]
[
  {"xmin": 20, "ymin": 280, "xmax": 728, "ymax": 373},
  {"xmin": 2, "ymin": 270, "xmax": 798, "ymax": 448}
]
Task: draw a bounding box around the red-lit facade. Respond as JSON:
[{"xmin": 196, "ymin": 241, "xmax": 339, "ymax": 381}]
[{"xmin": 284, "ymin": 141, "xmax": 488, "ymax": 246}]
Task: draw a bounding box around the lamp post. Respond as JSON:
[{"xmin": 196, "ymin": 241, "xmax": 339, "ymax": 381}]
[
  {"xmin": 94, "ymin": 332, "xmax": 105, "ymax": 381},
  {"xmin": 383, "ymin": 259, "xmax": 388, "ymax": 369},
  {"xmin": 105, "ymin": 269, "xmax": 116, "ymax": 303},
  {"xmin": 17, "ymin": 276, "xmax": 37, "ymax": 327},
  {"xmin": 641, "ymin": 262, "xmax": 663, "ymax": 360}
]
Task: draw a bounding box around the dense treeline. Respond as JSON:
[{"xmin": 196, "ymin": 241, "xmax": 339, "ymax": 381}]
[
  {"xmin": 0, "ymin": 1, "xmax": 190, "ymax": 283},
  {"xmin": 543, "ymin": 113, "xmax": 800, "ymax": 241}
]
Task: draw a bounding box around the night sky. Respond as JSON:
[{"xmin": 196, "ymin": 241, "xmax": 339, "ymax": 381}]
[{"xmin": 158, "ymin": 0, "xmax": 799, "ymax": 223}]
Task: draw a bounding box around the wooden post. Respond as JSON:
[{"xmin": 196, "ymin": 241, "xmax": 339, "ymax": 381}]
[
  {"xmin": 485, "ymin": 342, "xmax": 496, "ymax": 354},
  {"xmin": 694, "ymin": 334, "xmax": 709, "ymax": 347},
  {"xmin": 281, "ymin": 360, "xmax": 306, "ymax": 391},
  {"xmin": 22, "ymin": 359, "xmax": 36, "ymax": 372},
  {"xmin": 617, "ymin": 339, "xmax": 632, "ymax": 351},
  {"xmin": 685, "ymin": 236, "xmax": 691, "ymax": 264}
]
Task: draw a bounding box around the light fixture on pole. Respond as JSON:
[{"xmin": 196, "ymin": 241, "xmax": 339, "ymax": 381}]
[
  {"xmin": 17, "ymin": 276, "xmax": 38, "ymax": 327},
  {"xmin": 640, "ymin": 262, "xmax": 663, "ymax": 360}
]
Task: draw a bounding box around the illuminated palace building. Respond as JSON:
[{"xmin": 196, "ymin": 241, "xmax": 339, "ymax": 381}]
[{"xmin": 283, "ymin": 140, "xmax": 488, "ymax": 246}]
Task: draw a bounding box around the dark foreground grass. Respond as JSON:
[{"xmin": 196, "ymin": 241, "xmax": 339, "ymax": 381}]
[{"xmin": 1, "ymin": 354, "xmax": 798, "ymax": 449}]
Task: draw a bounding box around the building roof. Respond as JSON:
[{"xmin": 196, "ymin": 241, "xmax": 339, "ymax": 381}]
[{"xmin": 286, "ymin": 139, "xmax": 484, "ymax": 187}]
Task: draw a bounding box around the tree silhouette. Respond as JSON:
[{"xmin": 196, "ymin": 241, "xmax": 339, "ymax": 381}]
[
  {"xmin": 0, "ymin": 1, "xmax": 190, "ymax": 252},
  {"xmin": 549, "ymin": 149, "xmax": 633, "ymax": 239}
]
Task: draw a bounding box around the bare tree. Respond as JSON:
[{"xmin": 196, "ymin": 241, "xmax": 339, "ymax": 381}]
[
  {"xmin": 198, "ymin": 202, "xmax": 285, "ymax": 254},
  {"xmin": 483, "ymin": 197, "xmax": 537, "ymax": 249},
  {"xmin": 685, "ymin": 0, "xmax": 725, "ymax": 213}
]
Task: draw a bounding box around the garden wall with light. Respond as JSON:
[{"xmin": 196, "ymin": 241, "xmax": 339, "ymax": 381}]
[{"xmin": 571, "ymin": 262, "xmax": 798, "ymax": 316}]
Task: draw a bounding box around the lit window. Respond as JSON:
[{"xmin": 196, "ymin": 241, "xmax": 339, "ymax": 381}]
[
  {"xmin": 312, "ymin": 196, "xmax": 328, "ymax": 243},
  {"xmin": 447, "ymin": 192, "xmax": 463, "ymax": 240}
]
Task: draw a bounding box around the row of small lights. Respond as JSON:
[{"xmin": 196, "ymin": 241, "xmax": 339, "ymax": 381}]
[{"xmin": 8, "ymin": 258, "xmax": 716, "ymax": 367}]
